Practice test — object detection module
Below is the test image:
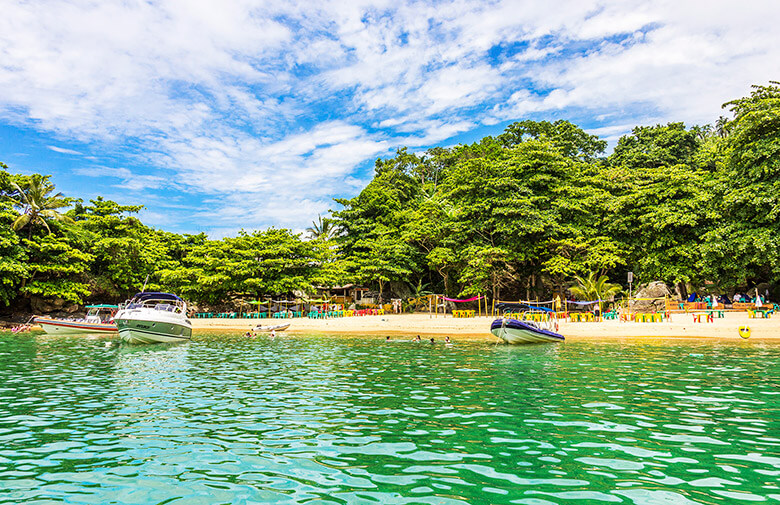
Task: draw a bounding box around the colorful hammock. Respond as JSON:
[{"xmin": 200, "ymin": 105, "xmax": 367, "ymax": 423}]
[{"xmin": 440, "ymin": 295, "xmax": 484, "ymax": 303}]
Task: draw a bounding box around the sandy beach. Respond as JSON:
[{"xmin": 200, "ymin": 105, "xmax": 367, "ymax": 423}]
[{"xmin": 192, "ymin": 312, "xmax": 780, "ymax": 340}]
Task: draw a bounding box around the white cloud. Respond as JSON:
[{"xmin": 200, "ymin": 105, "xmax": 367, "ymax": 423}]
[
  {"xmin": 1, "ymin": 0, "xmax": 779, "ymax": 234},
  {"xmin": 47, "ymin": 145, "xmax": 83, "ymax": 155}
]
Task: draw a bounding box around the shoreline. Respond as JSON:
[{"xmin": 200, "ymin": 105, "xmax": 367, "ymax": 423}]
[{"xmin": 190, "ymin": 312, "xmax": 780, "ymax": 340}]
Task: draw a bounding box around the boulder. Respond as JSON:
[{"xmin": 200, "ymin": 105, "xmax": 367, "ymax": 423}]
[
  {"xmin": 632, "ymin": 281, "xmax": 672, "ymax": 313},
  {"xmin": 30, "ymin": 296, "xmax": 69, "ymax": 314}
]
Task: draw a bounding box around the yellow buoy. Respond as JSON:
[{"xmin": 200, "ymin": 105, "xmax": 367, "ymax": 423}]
[{"xmin": 738, "ymin": 326, "xmax": 751, "ymax": 339}]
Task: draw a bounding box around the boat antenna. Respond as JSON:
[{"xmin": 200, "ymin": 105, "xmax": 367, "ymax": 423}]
[{"xmin": 141, "ymin": 274, "xmax": 149, "ymax": 293}]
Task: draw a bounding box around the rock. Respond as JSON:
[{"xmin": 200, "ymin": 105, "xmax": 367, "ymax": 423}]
[
  {"xmin": 30, "ymin": 296, "xmax": 69, "ymax": 314},
  {"xmin": 632, "ymin": 281, "xmax": 672, "ymax": 313}
]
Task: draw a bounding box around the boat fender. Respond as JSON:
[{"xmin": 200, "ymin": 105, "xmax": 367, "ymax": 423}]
[{"xmin": 738, "ymin": 326, "xmax": 751, "ymax": 339}]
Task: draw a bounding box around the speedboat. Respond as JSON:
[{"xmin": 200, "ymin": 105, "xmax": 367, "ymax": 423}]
[
  {"xmin": 114, "ymin": 292, "xmax": 192, "ymax": 344},
  {"xmin": 35, "ymin": 304, "xmax": 118, "ymax": 335},
  {"xmin": 490, "ymin": 313, "xmax": 565, "ymax": 344},
  {"xmin": 253, "ymin": 323, "xmax": 290, "ymax": 332}
]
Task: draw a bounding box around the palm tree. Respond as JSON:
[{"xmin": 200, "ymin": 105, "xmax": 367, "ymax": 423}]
[
  {"xmin": 306, "ymin": 214, "xmax": 336, "ymax": 241},
  {"xmin": 569, "ymin": 272, "xmax": 622, "ymax": 302},
  {"xmin": 5, "ymin": 175, "xmax": 74, "ymax": 238}
]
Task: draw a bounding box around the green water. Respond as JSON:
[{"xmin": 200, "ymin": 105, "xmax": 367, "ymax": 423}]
[{"xmin": 0, "ymin": 333, "xmax": 778, "ymax": 504}]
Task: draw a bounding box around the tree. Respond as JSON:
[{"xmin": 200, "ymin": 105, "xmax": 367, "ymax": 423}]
[
  {"xmin": 0, "ymin": 164, "xmax": 28, "ymax": 304},
  {"xmin": 5, "ymin": 174, "xmax": 75, "ymax": 238},
  {"xmin": 569, "ymin": 272, "xmax": 621, "ymax": 302},
  {"xmin": 498, "ymin": 119, "xmax": 607, "ymax": 161},
  {"xmin": 306, "ymin": 214, "xmax": 337, "ymax": 241},
  {"xmin": 701, "ymin": 82, "xmax": 780, "ymax": 286}
]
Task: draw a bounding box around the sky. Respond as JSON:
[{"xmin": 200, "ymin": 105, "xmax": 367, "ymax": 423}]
[{"xmin": 1, "ymin": 0, "xmax": 779, "ymax": 236}]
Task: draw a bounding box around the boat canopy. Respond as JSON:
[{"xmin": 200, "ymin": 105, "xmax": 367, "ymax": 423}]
[
  {"xmin": 496, "ymin": 302, "xmax": 554, "ymax": 313},
  {"xmin": 86, "ymin": 304, "xmax": 118, "ymax": 309},
  {"xmin": 132, "ymin": 292, "xmax": 183, "ymax": 302}
]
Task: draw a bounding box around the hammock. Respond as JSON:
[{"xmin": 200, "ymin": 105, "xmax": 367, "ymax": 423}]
[{"xmin": 440, "ymin": 295, "xmax": 484, "ymax": 303}]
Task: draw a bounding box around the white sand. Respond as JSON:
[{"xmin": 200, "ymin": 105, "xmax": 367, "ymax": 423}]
[{"xmin": 192, "ymin": 312, "xmax": 779, "ymax": 341}]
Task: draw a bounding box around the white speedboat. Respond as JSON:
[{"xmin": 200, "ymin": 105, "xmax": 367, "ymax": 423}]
[
  {"xmin": 35, "ymin": 305, "xmax": 118, "ymax": 335},
  {"xmin": 253, "ymin": 323, "xmax": 290, "ymax": 332},
  {"xmin": 490, "ymin": 315, "xmax": 565, "ymax": 344},
  {"xmin": 114, "ymin": 292, "xmax": 192, "ymax": 344}
]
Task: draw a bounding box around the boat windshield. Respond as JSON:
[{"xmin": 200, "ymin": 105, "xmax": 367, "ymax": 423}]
[
  {"xmin": 126, "ymin": 298, "xmax": 185, "ymax": 313},
  {"xmin": 86, "ymin": 307, "xmax": 116, "ymax": 322}
]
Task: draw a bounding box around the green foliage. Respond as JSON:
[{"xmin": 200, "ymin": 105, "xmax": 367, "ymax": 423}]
[
  {"xmin": 159, "ymin": 229, "xmax": 322, "ymax": 305},
  {"xmin": 569, "ymin": 272, "xmax": 622, "ymax": 301},
  {"xmin": 306, "ymin": 215, "xmax": 337, "ymax": 241},
  {"xmin": 2, "ymin": 83, "xmax": 780, "ymax": 311},
  {"xmin": 701, "ymin": 82, "xmax": 780, "ymax": 285},
  {"xmin": 499, "ymin": 119, "xmax": 607, "ymax": 161},
  {"xmin": 20, "ymin": 233, "xmax": 93, "ymax": 304},
  {"xmin": 609, "ymin": 123, "xmax": 701, "ymax": 169},
  {"xmin": 5, "ymin": 174, "xmax": 75, "ymax": 236}
]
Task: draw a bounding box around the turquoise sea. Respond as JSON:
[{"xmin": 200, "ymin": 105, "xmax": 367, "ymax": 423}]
[{"xmin": 0, "ymin": 332, "xmax": 778, "ymax": 504}]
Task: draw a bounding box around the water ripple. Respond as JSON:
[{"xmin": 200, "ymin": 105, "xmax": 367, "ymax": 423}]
[{"xmin": 0, "ymin": 332, "xmax": 778, "ymax": 504}]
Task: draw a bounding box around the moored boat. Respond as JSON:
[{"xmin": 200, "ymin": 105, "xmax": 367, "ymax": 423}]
[
  {"xmin": 253, "ymin": 323, "xmax": 290, "ymax": 332},
  {"xmin": 114, "ymin": 292, "xmax": 192, "ymax": 344},
  {"xmin": 490, "ymin": 317, "xmax": 565, "ymax": 344},
  {"xmin": 35, "ymin": 305, "xmax": 118, "ymax": 335}
]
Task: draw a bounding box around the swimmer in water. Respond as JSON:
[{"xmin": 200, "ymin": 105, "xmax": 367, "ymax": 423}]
[
  {"xmin": 429, "ymin": 337, "xmax": 435, "ymax": 343},
  {"xmin": 445, "ymin": 336, "xmax": 451, "ymax": 344}
]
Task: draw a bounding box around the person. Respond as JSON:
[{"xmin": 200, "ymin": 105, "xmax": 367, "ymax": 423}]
[
  {"xmin": 415, "ymin": 335, "xmax": 421, "ymax": 342},
  {"xmin": 593, "ymin": 304, "xmax": 601, "ymax": 321},
  {"xmin": 385, "ymin": 336, "xmax": 391, "ymax": 342},
  {"xmin": 429, "ymin": 337, "xmax": 435, "ymax": 343},
  {"xmin": 270, "ymin": 330, "xmax": 276, "ymax": 338},
  {"xmin": 445, "ymin": 336, "xmax": 451, "ymax": 344}
]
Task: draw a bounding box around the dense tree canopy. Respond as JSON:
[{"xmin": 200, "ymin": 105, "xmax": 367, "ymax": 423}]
[{"xmin": 1, "ymin": 83, "xmax": 779, "ymax": 312}]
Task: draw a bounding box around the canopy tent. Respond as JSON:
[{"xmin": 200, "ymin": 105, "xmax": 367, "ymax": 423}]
[
  {"xmin": 85, "ymin": 304, "xmax": 118, "ymax": 309},
  {"xmin": 246, "ymin": 300, "xmax": 270, "ymax": 312}
]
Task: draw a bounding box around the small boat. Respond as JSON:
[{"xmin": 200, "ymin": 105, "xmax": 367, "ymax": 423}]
[
  {"xmin": 491, "ymin": 311, "xmax": 565, "ymax": 344},
  {"xmin": 253, "ymin": 323, "xmax": 290, "ymax": 332},
  {"xmin": 35, "ymin": 305, "xmax": 119, "ymax": 335},
  {"xmin": 114, "ymin": 292, "xmax": 192, "ymax": 344}
]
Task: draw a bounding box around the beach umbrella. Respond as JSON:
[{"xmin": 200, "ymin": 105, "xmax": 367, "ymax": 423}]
[
  {"xmin": 755, "ymin": 294, "xmax": 762, "ymax": 308},
  {"xmin": 712, "ymin": 295, "xmax": 718, "ymax": 308}
]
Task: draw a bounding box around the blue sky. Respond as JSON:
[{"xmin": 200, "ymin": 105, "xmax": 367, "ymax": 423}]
[{"xmin": 1, "ymin": 0, "xmax": 779, "ymax": 236}]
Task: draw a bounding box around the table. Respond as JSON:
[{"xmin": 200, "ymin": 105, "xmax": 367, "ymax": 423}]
[
  {"xmin": 692, "ymin": 313, "xmax": 714, "ymax": 323},
  {"xmin": 707, "ymin": 309, "xmax": 725, "ymax": 319},
  {"xmin": 748, "ymin": 309, "xmax": 773, "ymax": 319}
]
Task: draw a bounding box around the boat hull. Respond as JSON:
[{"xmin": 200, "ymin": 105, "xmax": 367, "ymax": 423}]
[
  {"xmin": 490, "ymin": 318, "xmax": 565, "ymax": 344},
  {"xmin": 35, "ymin": 317, "xmax": 117, "ymax": 335},
  {"xmin": 116, "ymin": 317, "xmax": 192, "ymax": 344}
]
